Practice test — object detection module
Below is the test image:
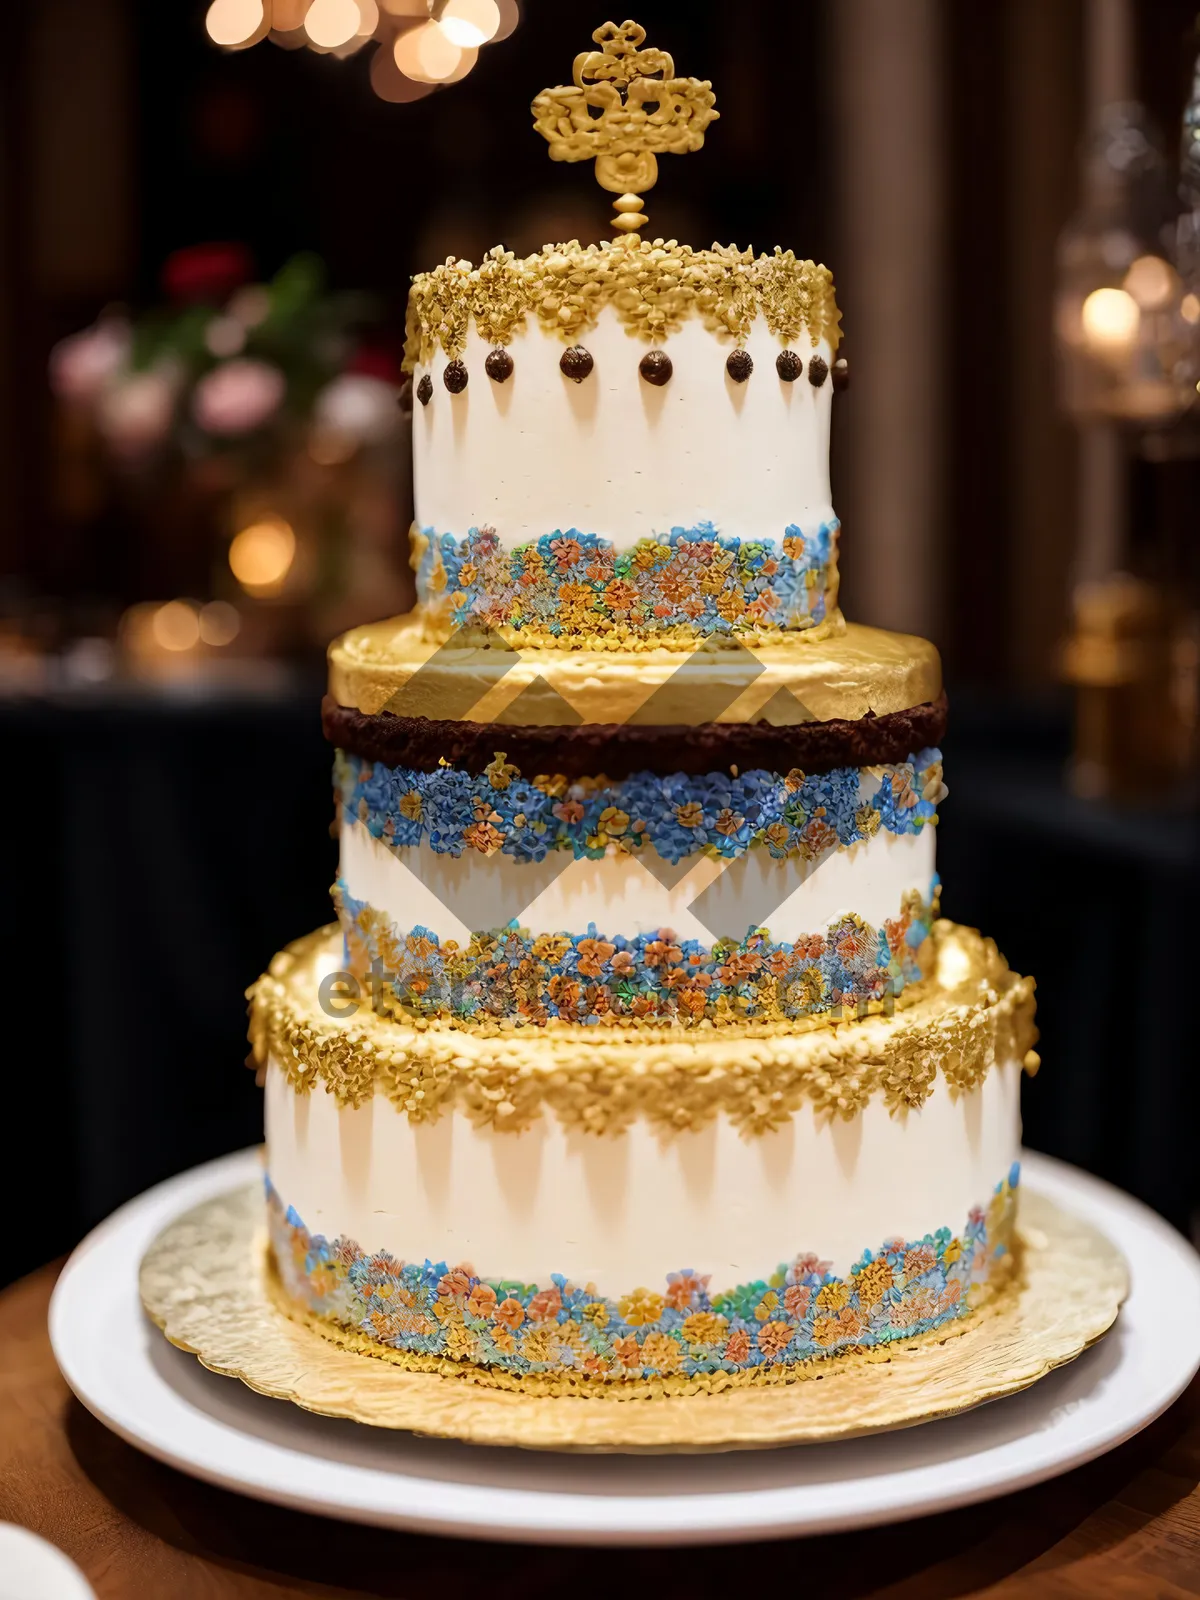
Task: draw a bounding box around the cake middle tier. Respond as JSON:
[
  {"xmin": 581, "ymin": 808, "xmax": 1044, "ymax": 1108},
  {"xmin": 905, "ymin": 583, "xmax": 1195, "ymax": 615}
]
[{"xmin": 325, "ymin": 695, "xmax": 948, "ymax": 1031}]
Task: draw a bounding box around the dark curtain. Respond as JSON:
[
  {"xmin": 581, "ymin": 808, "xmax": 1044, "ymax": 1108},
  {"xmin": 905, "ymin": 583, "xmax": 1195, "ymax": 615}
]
[{"xmin": 2, "ymin": 683, "xmax": 334, "ymax": 1283}]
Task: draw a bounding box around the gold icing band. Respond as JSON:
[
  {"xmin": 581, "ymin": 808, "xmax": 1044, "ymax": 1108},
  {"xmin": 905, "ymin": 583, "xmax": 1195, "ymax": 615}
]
[
  {"xmin": 327, "ymin": 613, "xmax": 943, "ymax": 726},
  {"xmin": 248, "ymin": 921, "xmax": 1039, "ymax": 1134},
  {"xmin": 403, "ymin": 241, "xmax": 841, "ymax": 372}
]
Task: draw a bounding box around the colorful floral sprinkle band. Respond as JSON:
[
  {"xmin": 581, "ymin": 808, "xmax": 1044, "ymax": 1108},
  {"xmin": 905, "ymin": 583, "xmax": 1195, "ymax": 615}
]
[
  {"xmin": 267, "ymin": 1166, "xmax": 1019, "ymax": 1389},
  {"xmin": 336, "ymin": 747, "xmax": 945, "ymax": 866},
  {"xmin": 333, "ymin": 880, "xmax": 938, "ymax": 1028},
  {"xmin": 412, "ymin": 522, "xmax": 839, "ymax": 643}
]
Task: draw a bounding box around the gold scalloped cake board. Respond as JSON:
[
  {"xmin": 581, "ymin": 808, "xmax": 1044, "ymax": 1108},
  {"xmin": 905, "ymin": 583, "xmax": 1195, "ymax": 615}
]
[{"xmin": 139, "ymin": 1178, "xmax": 1128, "ymax": 1453}]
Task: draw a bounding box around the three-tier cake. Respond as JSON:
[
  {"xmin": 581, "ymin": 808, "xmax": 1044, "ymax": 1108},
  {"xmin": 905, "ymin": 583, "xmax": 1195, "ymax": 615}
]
[{"xmin": 249, "ymin": 20, "xmax": 1040, "ymax": 1397}]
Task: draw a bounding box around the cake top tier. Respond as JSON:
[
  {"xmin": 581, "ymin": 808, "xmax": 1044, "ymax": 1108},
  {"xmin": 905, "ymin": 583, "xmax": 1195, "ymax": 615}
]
[
  {"xmin": 405, "ymin": 244, "xmax": 845, "ymax": 652},
  {"xmin": 402, "ymin": 19, "xmax": 846, "ymax": 652}
]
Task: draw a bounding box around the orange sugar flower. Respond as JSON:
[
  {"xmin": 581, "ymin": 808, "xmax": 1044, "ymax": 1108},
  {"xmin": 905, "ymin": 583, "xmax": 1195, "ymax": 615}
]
[{"xmin": 492, "ymin": 1296, "xmax": 526, "ymax": 1331}]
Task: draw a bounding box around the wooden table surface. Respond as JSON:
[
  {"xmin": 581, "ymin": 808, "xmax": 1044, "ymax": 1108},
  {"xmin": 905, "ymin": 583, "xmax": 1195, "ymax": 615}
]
[{"xmin": 3, "ymin": 1262, "xmax": 1200, "ymax": 1599}]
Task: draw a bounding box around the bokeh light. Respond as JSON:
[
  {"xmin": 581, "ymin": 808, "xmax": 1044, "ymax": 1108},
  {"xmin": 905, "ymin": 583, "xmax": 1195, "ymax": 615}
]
[
  {"xmin": 205, "ymin": 0, "xmax": 265, "ymax": 47},
  {"xmin": 1081, "ymin": 287, "xmax": 1140, "ymax": 351},
  {"xmin": 438, "ymin": 0, "xmax": 499, "ymax": 49},
  {"xmin": 198, "ymin": 601, "xmax": 242, "ymax": 647},
  {"xmin": 271, "ymin": 0, "xmax": 310, "ymax": 26},
  {"xmin": 491, "ymin": 0, "xmax": 519, "ymax": 42},
  {"xmin": 228, "ymin": 519, "xmax": 296, "ymax": 595},
  {"xmin": 269, "ymin": 25, "xmax": 311, "ymax": 49},
  {"xmin": 308, "ymin": 429, "xmax": 357, "ymax": 466},
  {"xmin": 441, "ymin": 42, "xmax": 478, "ymax": 83},
  {"xmin": 202, "ymin": 0, "xmax": 516, "ymax": 91},
  {"xmin": 151, "ymin": 601, "xmax": 202, "ymax": 652},
  {"xmin": 394, "ymin": 18, "xmax": 461, "ymax": 83},
  {"xmin": 370, "ymin": 42, "xmax": 435, "ymax": 101},
  {"xmin": 1123, "ymin": 255, "xmax": 1178, "ymax": 312},
  {"xmin": 304, "ymin": 0, "xmax": 361, "ymax": 48}
]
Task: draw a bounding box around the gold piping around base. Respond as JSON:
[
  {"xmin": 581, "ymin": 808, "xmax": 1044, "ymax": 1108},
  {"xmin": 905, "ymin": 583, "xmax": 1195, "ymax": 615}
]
[
  {"xmin": 327, "ymin": 613, "xmax": 942, "ymax": 724},
  {"xmin": 247, "ymin": 921, "xmax": 1039, "ymax": 1133},
  {"xmin": 140, "ymin": 1178, "xmax": 1127, "ymax": 1452}
]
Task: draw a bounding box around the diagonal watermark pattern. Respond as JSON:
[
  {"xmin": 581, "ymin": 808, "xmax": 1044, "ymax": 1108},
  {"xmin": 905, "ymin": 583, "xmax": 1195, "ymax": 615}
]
[{"xmin": 336, "ymin": 622, "xmax": 934, "ymax": 990}]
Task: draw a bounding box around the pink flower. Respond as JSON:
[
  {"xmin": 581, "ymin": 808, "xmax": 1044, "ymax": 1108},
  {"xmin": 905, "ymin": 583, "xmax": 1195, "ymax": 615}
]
[
  {"xmin": 313, "ymin": 373, "xmax": 398, "ymax": 446},
  {"xmin": 95, "ymin": 369, "xmax": 177, "ymax": 459},
  {"xmin": 192, "ymin": 358, "xmax": 285, "ymax": 436},
  {"xmin": 49, "ymin": 319, "xmax": 131, "ymax": 403}
]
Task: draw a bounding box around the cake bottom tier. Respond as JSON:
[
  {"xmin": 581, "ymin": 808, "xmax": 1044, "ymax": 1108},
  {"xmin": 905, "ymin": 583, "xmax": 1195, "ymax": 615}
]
[{"xmin": 256, "ymin": 921, "xmax": 1038, "ymax": 1394}]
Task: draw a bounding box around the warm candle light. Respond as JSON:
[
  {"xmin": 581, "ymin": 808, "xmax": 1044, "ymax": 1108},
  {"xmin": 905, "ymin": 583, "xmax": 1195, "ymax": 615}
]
[
  {"xmin": 491, "ymin": 0, "xmax": 519, "ymax": 41},
  {"xmin": 198, "ymin": 601, "xmax": 241, "ymax": 646},
  {"xmin": 441, "ymin": 42, "xmax": 478, "ymax": 82},
  {"xmin": 151, "ymin": 601, "xmax": 202, "ymax": 652},
  {"xmin": 1123, "ymin": 254, "xmax": 1177, "ymax": 311},
  {"xmin": 1081, "ymin": 286, "xmax": 1139, "ymax": 350},
  {"xmin": 438, "ymin": 0, "xmax": 499, "ymax": 48},
  {"xmin": 229, "ymin": 519, "xmax": 296, "ymax": 595},
  {"xmin": 370, "ymin": 42, "xmax": 435, "ymax": 100},
  {"xmin": 205, "ymin": 0, "xmax": 265, "ymax": 46},
  {"xmin": 304, "ymin": 0, "xmax": 361, "ymax": 48},
  {"xmin": 394, "ymin": 18, "xmax": 462, "ymax": 82}
]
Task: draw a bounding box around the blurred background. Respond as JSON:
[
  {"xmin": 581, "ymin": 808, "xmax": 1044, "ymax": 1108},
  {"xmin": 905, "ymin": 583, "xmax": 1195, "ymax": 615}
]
[{"xmin": 1, "ymin": 0, "xmax": 1198, "ymax": 1283}]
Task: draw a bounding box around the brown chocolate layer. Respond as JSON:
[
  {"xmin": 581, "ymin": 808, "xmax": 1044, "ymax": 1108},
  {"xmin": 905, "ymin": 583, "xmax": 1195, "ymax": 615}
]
[{"xmin": 322, "ymin": 691, "xmax": 949, "ymax": 778}]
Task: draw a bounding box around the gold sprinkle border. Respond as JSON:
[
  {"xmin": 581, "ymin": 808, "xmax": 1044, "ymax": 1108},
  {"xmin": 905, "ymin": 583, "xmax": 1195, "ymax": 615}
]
[
  {"xmin": 248, "ymin": 921, "xmax": 1039, "ymax": 1136},
  {"xmin": 403, "ymin": 240, "xmax": 841, "ymax": 371}
]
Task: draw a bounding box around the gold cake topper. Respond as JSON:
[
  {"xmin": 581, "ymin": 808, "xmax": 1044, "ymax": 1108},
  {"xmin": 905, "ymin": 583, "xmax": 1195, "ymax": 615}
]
[{"xmin": 531, "ymin": 19, "xmax": 719, "ymax": 239}]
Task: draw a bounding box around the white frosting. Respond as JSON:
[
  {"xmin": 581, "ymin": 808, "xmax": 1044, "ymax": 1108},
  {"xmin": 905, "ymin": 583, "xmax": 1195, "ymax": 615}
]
[
  {"xmin": 265, "ymin": 1061, "xmax": 1021, "ymax": 1285},
  {"xmin": 339, "ymin": 818, "xmax": 936, "ymax": 944},
  {"xmin": 412, "ymin": 311, "xmax": 835, "ymax": 549}
]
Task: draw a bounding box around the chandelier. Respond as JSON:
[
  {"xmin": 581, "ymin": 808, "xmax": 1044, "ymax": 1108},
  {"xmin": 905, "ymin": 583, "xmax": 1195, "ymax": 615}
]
[{"xmin": 204, "ymin": 0, "xmax": 520, "ymax": 100}]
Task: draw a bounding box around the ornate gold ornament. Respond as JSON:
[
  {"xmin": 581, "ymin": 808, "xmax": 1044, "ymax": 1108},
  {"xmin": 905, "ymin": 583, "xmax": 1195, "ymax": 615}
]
[{"xmin": 531, "ymin": 19, "xmax": 719, "ymax": 238}]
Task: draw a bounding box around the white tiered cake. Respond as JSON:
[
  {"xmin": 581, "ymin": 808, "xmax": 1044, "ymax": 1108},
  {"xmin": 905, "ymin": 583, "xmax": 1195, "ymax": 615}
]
[{"xmin": 251, "ymin": 20, "xmax": 1038, "ymax": 1395}]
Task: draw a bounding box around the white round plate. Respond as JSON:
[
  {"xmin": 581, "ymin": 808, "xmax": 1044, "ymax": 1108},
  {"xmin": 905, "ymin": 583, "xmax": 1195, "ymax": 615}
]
[
  {"xmin": 0, "ymin": 1524, "xmax": 96, "ymax": 1600},
  {"xmin": 50, "ymin": 1147, "xmax": 1200, "ymax": 1546}
]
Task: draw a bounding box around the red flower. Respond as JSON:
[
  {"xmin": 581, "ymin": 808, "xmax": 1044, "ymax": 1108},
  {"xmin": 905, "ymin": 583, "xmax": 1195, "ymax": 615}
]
[
  {"xmin": 162, "ymin": 242, "xmax": 252, "ymax": 304},
  {"xmin": 349, "ymin": 347, "xmax": 402, "ymax": 384}
]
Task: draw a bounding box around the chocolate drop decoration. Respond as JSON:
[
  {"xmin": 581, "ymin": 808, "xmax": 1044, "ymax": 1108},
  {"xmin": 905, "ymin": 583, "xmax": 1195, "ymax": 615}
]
[
  {"xmin": 726, "ymin": 349, "xmax": 753, "ymax": 382},
  {"xmin": 639, "ymin": 350, "xmax": 673, "ymax": 386},
  {"xmin": 833, "ymin": 356, "xmax": 850, "ymax": 392},
  {"xmin": 416, "ymin": 374, "xmax": 433, "ymax": 407},
  {"xmin": 776, "ymin": 349, "xmax": 804, "ymax": 382},
  {"xmin": 485, "ymin": 348, "xmax": 514, "ymax": 383},
  {"xmin": 560, "ymin": 345, "xmax": 594, "ymax": 382},
  {"xmin": 443, "ymin": 359, "xmax": 469, "ymax": 394},
  {"xmin": 808, "ymin": 355, "xmax": 829, "ymax": 388}
]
